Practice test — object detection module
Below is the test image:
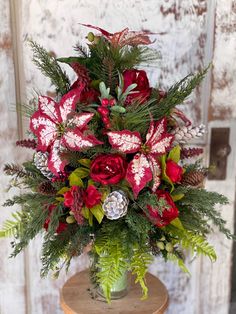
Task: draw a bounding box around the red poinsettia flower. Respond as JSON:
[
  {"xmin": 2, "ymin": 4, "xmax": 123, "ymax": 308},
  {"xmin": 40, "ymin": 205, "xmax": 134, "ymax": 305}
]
[
  {"xmin": 123, "ymin": 69, "xmax": 151, "ymax": 105},
  {"xmin": 147, "ymin": 190, "xmax": 179, "ymax": 227},
  {"xmin": 83, "ymin": 185, "xmax": 102, "ymax": 208},
  {"xmin": 107, "ymin": 118, "xmax": 174, "ymax": 197},
  {"xmin": 30, "ymin": 86, "xmax": 102, "ymax": 175},
  {"xmin": 80, "ymin": 23, "xmax": 153, "ymax": 47}
]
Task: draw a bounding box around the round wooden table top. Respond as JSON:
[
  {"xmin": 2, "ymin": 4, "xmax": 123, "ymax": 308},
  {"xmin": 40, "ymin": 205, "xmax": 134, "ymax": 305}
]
[{"xmin": 60, "ymin": 270, "xmax": 169, "ymax": 314}]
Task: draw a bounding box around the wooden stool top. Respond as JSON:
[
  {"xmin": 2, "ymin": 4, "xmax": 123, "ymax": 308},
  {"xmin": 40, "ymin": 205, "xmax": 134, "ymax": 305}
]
[{"xmin": 60, "ymin": 270, "xmax": 169, "ymax": 314}]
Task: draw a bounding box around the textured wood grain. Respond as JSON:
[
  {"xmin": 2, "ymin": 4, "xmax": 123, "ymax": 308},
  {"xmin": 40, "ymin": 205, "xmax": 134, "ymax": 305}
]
[
  {"xmin": 209, "ymin": 0, "xmax": 236, "ymax": 120},
  {"xmin": 0, "ymin": 1, "xmax": 26, "ymax": 314},
  {"xmin": 60, "ymin": 270, "xmax": 168, "ymax": 314}
]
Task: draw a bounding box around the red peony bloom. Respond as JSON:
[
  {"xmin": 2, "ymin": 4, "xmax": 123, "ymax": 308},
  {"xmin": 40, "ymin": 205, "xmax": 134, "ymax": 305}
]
[
  {"xmin": 123, "ymin": 69, "xmax": 151, "ymax": 105},
  {"xmin": 83, "ymin": 185, "xmax": 102, "ymax": 208},
  {"xmin": 166, "ymin": 159, "xmax": 183, "ymax": 183},
  {"xmin": 90, "ymin": 154, "xmax": 127, "ymax": 185},
  {"xmin": 44, "ymin": 204, "xmax": 67, "ymax": 234},
  {"xmin": 147, "ymin": 190, "xmax": 179, "ymax": 227}
]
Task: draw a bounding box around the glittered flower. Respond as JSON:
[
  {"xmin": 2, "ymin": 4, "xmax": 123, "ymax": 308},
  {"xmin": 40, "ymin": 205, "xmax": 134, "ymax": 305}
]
[
  {"xmin": 147, "ymin": 190, "xmax": 179, "ymax": 227},
  {"xmin": 63, "ymin": 186, "xmax": 84, "ymax": 224},
  {"xmin": 123, "ymin": 69, "xmax": 151, "ymax": 105}
]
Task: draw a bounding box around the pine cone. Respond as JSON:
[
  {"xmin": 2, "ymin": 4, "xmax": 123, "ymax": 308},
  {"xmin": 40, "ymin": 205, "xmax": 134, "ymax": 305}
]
[
  {"xmin": 102, "ymin": 190, "xmax": 129, "ymax": 220},
  {"xmin": 34, "ymin": 152, "xmax": 54, "ymax": 179},
  {"xmin": 172, "ymin": 125, "xmax": 205, "ymax": 145},
  {"xmin": 181, "ymin": 170, "xmax": 207, "ymax": 188},
  {"xmin": 180, "ymin": 147, "xmax": 204, "ymax": 159},
  {"xmin": 38, "ymin": 181, "xmax": 56, "ymax": 195}
]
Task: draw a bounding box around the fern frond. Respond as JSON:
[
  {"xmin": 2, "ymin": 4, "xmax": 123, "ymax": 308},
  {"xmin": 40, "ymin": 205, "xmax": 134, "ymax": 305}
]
[
  {"xmin": 130, "ymin": 246, "xmax": 153, "ymax": 300},
  {"xmin": 167, "ymin": 225, "xmax": 217, "ymax": 262},
  {"xmin": 0, "ymin": 211, "xmax": 26, "ymax": 238},
  {"xmin": 28, "ymin": 40, "xmax": 70, "ymax": 95},
  {"xmin": 166, "ymin": 253, "xmax": 190, "ymax": 274}
]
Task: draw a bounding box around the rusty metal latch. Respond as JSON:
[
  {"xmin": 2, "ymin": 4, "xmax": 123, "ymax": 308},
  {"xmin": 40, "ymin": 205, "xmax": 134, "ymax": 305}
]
[{"xmin": 208, "ymin": 128, "xmax": 231, "ymax": 180}]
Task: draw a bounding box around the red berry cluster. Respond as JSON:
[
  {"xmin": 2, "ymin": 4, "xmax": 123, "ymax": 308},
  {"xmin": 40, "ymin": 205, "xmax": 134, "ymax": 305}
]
[{"xmin": 97, "ymin": 98, "xmax": 115, "ymax": 129}]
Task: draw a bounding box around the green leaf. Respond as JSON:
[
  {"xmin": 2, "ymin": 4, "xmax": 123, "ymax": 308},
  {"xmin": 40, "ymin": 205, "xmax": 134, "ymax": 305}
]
[
  {"xmin": 170, "ymin": 218, "xmax": 184, "ymax": 230},
  {"xmin": 82, "ymin": 207, "xmax": 93, "ymax": 226},
  {"xmin": 168, "ymin": 145, "xmax": 181, "ymax": 163},
  {"xmin": 73, "ymin": 168, "xmax": 90, "ymax": 178},
  {"xmin": 99, "ymin": 82, "xmax": 110, "ymax": 98},
  {"xmin": 57, "ymin": 187, "xmax": 70, "ymax": 195},
  {"xmin": 57, "ymin": 56, "xmax": 87, "ymax": 65},
  {"xmin": 171, "ymin": 193, "xmax": 185, "ymax": 202},
  {"xmin": 68, "ymin": 167, "xmax": 90, "ymax": 187},
  {"xmin": 68, "ymin": 173, "xmax": 84, "ymax": 187},
  {"xmin": 167, "ymin": 253, "xmax": 190, "ymax": 274},
  {"xmin": 78, "ymin": 159, "xmax": 91, "ymax": 168},
  {"xmin": 160, "ymin": 155, "xmax": 174, "ymax": 192},
  {"xmin": 90, "ymin": 204, "xmax": 104, "ymax": 224},
  {"xmin": 111, "ymin": 105, "xmax": 126, "ymax": 113}
]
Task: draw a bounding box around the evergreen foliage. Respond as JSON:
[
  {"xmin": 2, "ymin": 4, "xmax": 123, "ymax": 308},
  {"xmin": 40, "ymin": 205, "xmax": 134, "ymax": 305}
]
[
  {"xmin": 0, "ymin": 26, "xmax": 233, "ymax": 304},
  {"xmin": 29, "ymin": 40, "xmax": 70, "ymax": 95}
]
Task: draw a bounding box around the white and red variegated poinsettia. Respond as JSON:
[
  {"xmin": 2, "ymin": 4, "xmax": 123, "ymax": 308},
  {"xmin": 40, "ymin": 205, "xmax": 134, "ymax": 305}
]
[
  {"xmin": 30, "ymin": 87, "xmax": 102, "ymax": 175},
  {"xmin": 107, "ymin": 118, "xmax": 174, "ymax": 197}
]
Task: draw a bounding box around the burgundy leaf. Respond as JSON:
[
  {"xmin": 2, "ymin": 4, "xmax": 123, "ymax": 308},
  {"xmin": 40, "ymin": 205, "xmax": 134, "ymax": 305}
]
[
  {"xmin": 61, "ymin": 129, "xmax": 102, "ymax": 151},
  {"xmin": 38, "ymin": 96, "xmax": 61, "ymax": 123},
  {"xmin": 59, "ymin": 87, "xmax": 84, "ymax": 122},
  {"xmin": 48, "ymin": 140, "xmax": 68, "ymax": 175},
  {"xmin": 107, "ymin": 130, "xmax": 142, "ymax": 153},
  {"xmin": 148, "ymin": 155, "xmax": 161, "ymax": 192},
  {"xmin": 126, "ymin": 153, "xmax": 152, "ymax": 197},
  {"xmin": 36, "ymin": 125, "xmax": 58, "ymax": 152}
]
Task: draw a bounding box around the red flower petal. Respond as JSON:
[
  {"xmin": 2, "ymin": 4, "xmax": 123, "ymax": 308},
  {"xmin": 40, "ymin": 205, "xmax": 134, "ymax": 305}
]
[
  {"xmin": 107, "ymin": 130, "xmax": 142, "ymax": 153},
  {"xmin": 145, "ymin": 118, "xmax": 174, "ymax": 155},
  {"xmin": 38, "ymin": 96, "xmax": 61, "ymax": 123},
  {"xmin": 67, "ymin": 112, "xmax": 94, "ymax": 130},
  {"xmin": 61, "ymin": 129, "xmax": 103, "ymax": 151},
  {"xmin": 30, "ymin": 111, "xmax": 57, "ymax": 135},
  {"xmin": 59, "ymin": 87, "xmax": 84, "ymax": 122},
  {"xmin": 146, "ymin": 118, "xmax": 167, "ymax": 145},
  {"xmin": 79, "ymin": 23, "xmax": 112, "ymax": 37},
  {"xmin": 126, "ymin": 153, "xmax": 152, "ymax": 197},
  {"xmin": 47, "ymin": 139, "xmax": 68, "ymax": 175},
  {"xmin": 36, "ymin": 124, "xmax": 58, "ymax": 152},
  {"xmin": 148, "ymin": 155, "xmax": 161, "ymax": 192}
]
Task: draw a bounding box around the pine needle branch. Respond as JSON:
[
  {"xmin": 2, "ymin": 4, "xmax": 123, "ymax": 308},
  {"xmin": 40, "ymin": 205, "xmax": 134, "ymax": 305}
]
[{"xmin": 28, "ymin": 40, "xmax": 70, "ymax": 95}]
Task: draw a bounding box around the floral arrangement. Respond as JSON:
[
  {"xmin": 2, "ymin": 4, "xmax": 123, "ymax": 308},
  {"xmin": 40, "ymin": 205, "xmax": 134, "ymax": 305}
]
[{"xmin": 1, "ymin": 24, "xmax": 234, "ymax": 302}]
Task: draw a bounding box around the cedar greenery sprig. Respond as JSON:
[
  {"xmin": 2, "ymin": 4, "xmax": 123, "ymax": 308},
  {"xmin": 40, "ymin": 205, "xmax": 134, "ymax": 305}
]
[
  {"xmin": 29, "ymin": 40, "xmax": 70, "ymax": 95},
  {"xmin": 3, "ymin": 163, "xmax": 35, "ymax": 179}
]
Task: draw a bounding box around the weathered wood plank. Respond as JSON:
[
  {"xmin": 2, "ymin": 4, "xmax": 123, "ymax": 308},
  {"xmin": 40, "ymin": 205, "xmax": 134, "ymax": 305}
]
[
  {"xmin": 0, "ymin": 1, "xmax": 26, "ymax": 313},
  {"xmin": 209, "ymin": 0, "xmax": 236, "ymax": 120}
]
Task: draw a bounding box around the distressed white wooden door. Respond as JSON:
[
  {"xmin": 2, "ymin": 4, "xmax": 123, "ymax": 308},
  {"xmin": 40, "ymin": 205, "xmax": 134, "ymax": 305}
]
[{"xmin": 0, "ymin": 1, "xmax": 235, "ymax": 313}]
